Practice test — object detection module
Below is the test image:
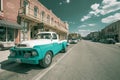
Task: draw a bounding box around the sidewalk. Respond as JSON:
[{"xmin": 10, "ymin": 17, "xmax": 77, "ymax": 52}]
[
  {"xmin": 0, "ymin": 50, "xmax": 10, "ymax": 63},
  {"xmin": 115, "ymin": 43, "xmax": 120, "ymax": 47},
  {"xmin": 0, "ymin": 50, "xmax": 10, "ymax": 72}
]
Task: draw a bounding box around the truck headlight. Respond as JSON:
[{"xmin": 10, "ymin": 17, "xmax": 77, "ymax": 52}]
[
  {"xmin": 32, "ymin": 51, "xmax": 37, "ymax": 56},
  {"xmin": 10, "ymin": 51, "xmax": 16, "ymax": 57}
]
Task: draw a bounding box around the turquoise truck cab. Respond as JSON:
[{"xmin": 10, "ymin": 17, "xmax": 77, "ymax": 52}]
[{"xmin": 8, "ymin": 32, "xmax": 67, "ymax": 68}]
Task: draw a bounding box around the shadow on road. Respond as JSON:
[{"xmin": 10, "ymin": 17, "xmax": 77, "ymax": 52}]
[{"xmin": 0, "ymin": 60, "xmax": 43, "ymax": 74}]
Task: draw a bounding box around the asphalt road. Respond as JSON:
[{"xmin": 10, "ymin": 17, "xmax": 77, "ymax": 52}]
[
  {"xmin": 0, "ymin": 40, "xmax": 120, "ymax": 80},
  {"xmin": 40, "ymin": 40, "xmax": 120, "ymax": 80}
]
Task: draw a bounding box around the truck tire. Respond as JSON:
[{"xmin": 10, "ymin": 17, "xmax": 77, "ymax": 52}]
[{"xmin": 40, "ymin": 51, "xmax": 52, "ymax": 68}]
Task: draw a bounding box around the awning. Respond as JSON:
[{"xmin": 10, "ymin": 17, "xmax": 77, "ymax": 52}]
[{"xmin": 0, "ymin": 20, "xmax": 22, "ymax": 29}]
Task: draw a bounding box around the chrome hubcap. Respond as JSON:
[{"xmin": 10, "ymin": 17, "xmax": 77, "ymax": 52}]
[{"xmin": 45, "ymin": 54, "xmax": 51, "ymax": 65}]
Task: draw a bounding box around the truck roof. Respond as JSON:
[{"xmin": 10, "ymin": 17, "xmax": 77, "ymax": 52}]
[{"xmin": 37, "ymin": 32, "xmax": 56, "ymax": 34}]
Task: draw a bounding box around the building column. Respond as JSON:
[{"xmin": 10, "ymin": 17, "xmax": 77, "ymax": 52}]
[{"xmin": 28, "ymin": 23, "xmax": 31, "ymax": 40}]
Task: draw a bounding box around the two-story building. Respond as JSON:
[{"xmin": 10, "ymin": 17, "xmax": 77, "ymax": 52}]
[
  {"xmin": 0, "ymin": 0, "xmax": 69, "ymax": 50},
  {"xmin": 101, "ymin": 20, "xmax": 120, "ymax": 42},
  {"xmin": 18, "ymin": 0, "xmax": 69, "ymax": 41}
]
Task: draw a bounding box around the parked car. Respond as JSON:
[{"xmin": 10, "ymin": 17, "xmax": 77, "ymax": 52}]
[
  {"xmin": 106, "ymin": 38, "xmax": 116, "ymax": 44},
  {"xmin": 0, "ymin": 42, "xmax": 15, "ymax": 51},
  {"xmin": 68, "ymin": 38, "xmax": 78, "ymax": 44},
  {"xmin": 8, "ymin": 32, "xmax": 67, "ymax": 68},
  {"xmin": 99, "ymin": 39, "xmax": 106, "ymax": 43}
]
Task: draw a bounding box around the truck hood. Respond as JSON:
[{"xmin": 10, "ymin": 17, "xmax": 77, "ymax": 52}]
[{"xmin": 17, "ymin": 39, "xmax": 51, "ymax": 48}]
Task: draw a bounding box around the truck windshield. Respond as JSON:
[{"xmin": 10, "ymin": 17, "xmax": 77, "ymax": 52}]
[{"xmin": 35, "ymin": 33, "xmax": 51, "ymax": 39}]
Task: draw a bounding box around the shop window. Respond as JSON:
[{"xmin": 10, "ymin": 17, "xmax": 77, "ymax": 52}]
[
  {"xmin": 0, "ymin": 26, "xmax": 14, "ymax": 42},
  {"xmin": 0, "ymin": 26, "xmax": 6, "ymax": 41},
  {"xmin": 7, "ymin": 28, "xmax": 14, "ymax": 41}
]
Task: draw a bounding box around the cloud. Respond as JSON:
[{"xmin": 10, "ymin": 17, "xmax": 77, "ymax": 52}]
[
  {"xmin": 101, "ymin": 13, "xmax": 120, "ymax": 23},
  {"xmin": 88, "ymin": 24, "xmax": 96, "ymax": 26},
  {"xmin": 59, "ymin": 0, "xmax": 70, "ymax": 5},
  {"xmin": 78, "ymin": 25, "xmax": 87, "ymax": 28},
  {"xmin": 81, "ymin": 0, "xmax": 120, "ymax": 21},
  {"xmin": 78, "ymin": 29, "xmax": 93, "ymax": 37},
  {"xmin": 81, "ymin": 3, "xmax": 101, "ymax": 21},
  {"xmin": 101, "ymin": 0, "xmax": 120, "ymax": 15},
  {"xmin": 59, "ymin": 2, "xmax": 62, "ymax": 5},
  {"xmin": 81, "ymin": 15, "xmax": 91, "ymax": 22},
  {"xmin": 78, "ymin": 24, "xmax": 96, "ymax": 29},
  {"xmin": 66, "ymin": 0, "xmax": 70, "ymax": 3},
  {"xmin": 91, "ymin": 3, "xmax": 100, "ymax": 10},
  {"xmin": 102, "ymin": 0, "xmax": 116, "ymax": 5}
]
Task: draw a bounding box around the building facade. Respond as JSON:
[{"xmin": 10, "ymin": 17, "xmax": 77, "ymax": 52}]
[
  {"xmin": 86, "ymin": 31, "xmax": 100, "ymax": 41},
  {"xmin": 0, "ymin": 0, "xmax": 21, "ymax": 48},
  {"xmin": 101, "ymin": 20, "xmax": 120, "ymax": 42},
  {"xmin": 18, "ymin": 0, "xmax": 69, "ymax": 41},
  {"xmin": 0, "ymin": 0, "xmax": 69, "ymax": 46}
]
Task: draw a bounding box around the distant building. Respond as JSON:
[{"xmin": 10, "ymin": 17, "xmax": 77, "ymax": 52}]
[
  {"xmin": 86, "ymin": 31, "xmax": 100, "ymax": 41},
  {"xmin": 68, "ymin": 33, "xmax": 81, "ymax": 39},
  {"xmin": 101, "ymin": 20, "xmax": 120, "ymax": 42}
]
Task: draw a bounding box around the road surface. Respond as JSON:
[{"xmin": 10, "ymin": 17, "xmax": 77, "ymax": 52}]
[{"xmin": 0, "ymin": 40, "xmax": 120, "ymax": 80}]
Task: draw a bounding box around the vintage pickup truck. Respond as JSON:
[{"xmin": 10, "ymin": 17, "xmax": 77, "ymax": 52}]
[{"xmin": 8, "ymin": 32, "xmax": 67, "ymax": 68}]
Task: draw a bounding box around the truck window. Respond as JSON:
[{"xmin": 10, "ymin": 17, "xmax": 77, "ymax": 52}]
[
  {"xmin": 52, "ymin": 33, "xmax": 57, "ymax": 39},
  {"xmin": 36, "ymin": 33, "xmax": 51, "ymax": 39}
]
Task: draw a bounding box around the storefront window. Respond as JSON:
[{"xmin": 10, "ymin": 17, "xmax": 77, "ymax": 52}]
[
  {"xmin": 0, "ymin": 26, "xmax": 14, "ymax": 42},
  {"xmin": 7, "ymin": 28, "xmax": 14, "ymax": 41},
  {"xmin": 0, "ymin": 26, "xmax": 6, "ymax": 41}
]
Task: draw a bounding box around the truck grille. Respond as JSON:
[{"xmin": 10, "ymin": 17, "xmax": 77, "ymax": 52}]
[{"xmin": 15, "ymin": 50, "xmax": 32, "ymax": 58}]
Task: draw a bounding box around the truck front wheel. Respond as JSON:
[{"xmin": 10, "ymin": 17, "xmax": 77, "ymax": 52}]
[{"xmin": 40, "ymin": 51, "xmax": 52, "ymax": 68}]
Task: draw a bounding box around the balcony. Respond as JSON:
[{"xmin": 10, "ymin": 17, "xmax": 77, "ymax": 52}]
[
  {"xmin": 18, "ymin": 7, "xmax": 68, "ymax": 33},
  {"xmin": 18, "ymin": 7, "xmax": 41, "ymax": 23}
]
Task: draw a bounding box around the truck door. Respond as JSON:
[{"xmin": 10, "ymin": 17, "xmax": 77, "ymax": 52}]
[{"xmin": 52, "ymin": 33, "xmax": 61, "ymax": 54}]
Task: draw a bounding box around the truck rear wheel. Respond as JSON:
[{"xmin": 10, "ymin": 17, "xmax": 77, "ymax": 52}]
[{"xmin": 40, "ymin": 51, "xmax": 52, "ymax": 68}]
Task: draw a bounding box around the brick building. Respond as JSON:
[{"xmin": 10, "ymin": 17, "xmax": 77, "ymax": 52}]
[
  {"xmin": 0, "ymin": 0, "xmax": 21, "ymax": 49},
  {"xmin": 18, "ymin": 0, "xmax": 69, "ymax": 41},
  {"xmin": 0, "ymin": 0, "xmax": 69, "ymax": 49}
]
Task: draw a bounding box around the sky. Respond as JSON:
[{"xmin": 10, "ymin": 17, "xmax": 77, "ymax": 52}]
[{"xmin": 39, "ymin": 0, "xmax": 120, "ymax": 36}]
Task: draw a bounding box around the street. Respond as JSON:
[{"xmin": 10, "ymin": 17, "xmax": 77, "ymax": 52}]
[{"xmin": 0, "ymin": 40, "xmax": 120, "ymax": 80}]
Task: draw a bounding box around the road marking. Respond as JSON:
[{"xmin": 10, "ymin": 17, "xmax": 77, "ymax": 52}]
[{"xmin": 32, "ymin": 44, "xmax": 78, "ymax": 80}]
